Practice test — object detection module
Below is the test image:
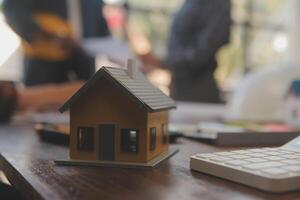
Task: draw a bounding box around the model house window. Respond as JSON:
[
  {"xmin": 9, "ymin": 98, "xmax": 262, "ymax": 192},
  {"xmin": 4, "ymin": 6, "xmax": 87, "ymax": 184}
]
[
  {"xmin": 150, "ymin": 127, "xmax": 156, "ymax": 151},
  {"xmin": 121, "ymin": 129, "xmax": 139, "ymax": 153},
  {"xmin": 162, "ymin": 124, "xmax": 167, "ymax": 144},
  {"xmin": 77, "ymin": 127, "xmax": 94, "ymax": 151}
]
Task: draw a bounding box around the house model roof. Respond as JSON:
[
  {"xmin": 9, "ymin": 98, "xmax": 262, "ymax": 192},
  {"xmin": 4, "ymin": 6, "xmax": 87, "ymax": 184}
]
[{"xmin": 59, "ymin": 66, "xmax": 176, "ymax": 113}]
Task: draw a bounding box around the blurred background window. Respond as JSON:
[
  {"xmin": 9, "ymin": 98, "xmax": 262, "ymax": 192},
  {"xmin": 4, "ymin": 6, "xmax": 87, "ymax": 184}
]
[
  {"xmin": 217, "ymin": 0, "xmax": 291, "ymax": 91},
  {"xmin": 0, "ymin": 0, "xmax": 21, "ymax": 80},
  {"xmin": 0, "ymin": 0, "xmax": 297, "ymax": 94},
  {"xmin": 115, "ymin": 0, "xmax": 291, "ymax": 92}
]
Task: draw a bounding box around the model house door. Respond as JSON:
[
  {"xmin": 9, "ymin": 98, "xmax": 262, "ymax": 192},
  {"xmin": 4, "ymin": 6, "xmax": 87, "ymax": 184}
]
[{"xmin": 99, "ymin": 124, "xmax": 115, "ymax": 161}]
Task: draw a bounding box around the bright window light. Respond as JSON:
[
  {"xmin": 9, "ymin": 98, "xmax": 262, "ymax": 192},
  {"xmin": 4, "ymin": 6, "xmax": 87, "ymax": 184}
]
[
  {"xmin": 104, "ymin": 0, "xmax": 124, "ymax": 4},
  {"xmin": 273, "ymin": 33, "xmax": 288, "ymax": 53},
  {"xmin": 0, "ymin": 14, "xmax": 21, "ymax": 67}
]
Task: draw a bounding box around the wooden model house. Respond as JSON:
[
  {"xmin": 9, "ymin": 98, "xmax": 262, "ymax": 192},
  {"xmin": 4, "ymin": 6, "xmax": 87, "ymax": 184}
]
[{"xmin": 58, "ymin": 62, "xmax": 177, "ymax": 167}]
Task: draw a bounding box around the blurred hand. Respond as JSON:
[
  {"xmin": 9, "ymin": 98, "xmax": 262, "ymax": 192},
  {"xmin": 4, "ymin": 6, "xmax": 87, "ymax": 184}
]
[
  {"xmin": 59, "ymin": 36, "xmax": 81, "ymax": 51},
  {"xmin": 147, "ymin": 69, "xmax": 171, "ymax": 96},
  {"xmin": 0, "ymin": 81, "xmax": 17, "ymax": 123},
  {"xmin": 36, "ymin": 29, "xmax": 81, "ymax": 51}
]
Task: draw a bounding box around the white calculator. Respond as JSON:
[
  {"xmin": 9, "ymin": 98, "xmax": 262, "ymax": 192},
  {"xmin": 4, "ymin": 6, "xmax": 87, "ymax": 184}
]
[{"xmin": 190, "ymin": 136, "xmax": 300, "ymax": 192}]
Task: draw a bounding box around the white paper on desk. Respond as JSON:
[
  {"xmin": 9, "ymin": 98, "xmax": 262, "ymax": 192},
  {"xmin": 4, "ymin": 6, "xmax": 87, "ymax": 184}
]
[
  {"xmin": 170, "ymin": 102, "xmax": 227, "ymax": 124},
  {"xmin": 82, "ymin": 37, "xmax": 138, "ymax": 65},
  {"xmin": 197, "ymin": 122, "xmax": 245, "ymax": 134},
  {"xmin": 28, "ymin": 112, "xmax": 70, "ymax": 124},
  {"xmin": 192, "ymin": 122, "xmax": 245, "ymax": 139}
]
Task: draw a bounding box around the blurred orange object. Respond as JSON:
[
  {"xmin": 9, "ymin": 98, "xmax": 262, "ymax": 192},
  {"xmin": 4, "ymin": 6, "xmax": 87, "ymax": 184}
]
[
  {"xmin": 263, "ymin": 123, "xmax": 294, "ymax": 132},
  {"xmin": 22, "ymin": 13, "xmax": 75, "ymax": 61}
]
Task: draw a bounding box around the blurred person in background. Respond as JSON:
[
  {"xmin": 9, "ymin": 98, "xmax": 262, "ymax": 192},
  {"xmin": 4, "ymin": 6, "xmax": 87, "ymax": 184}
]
[
  {"xmin": 165, "ymin": 0, "xmax": 231, "ymax": 103},
  {"xmin": 0, "ymin": 0, "xmax": 113, "ymax": 115},
  {"xmin": 3, "ymin": 0, "xmax": 110, "ymax": 86},
  {"xmin": 0, "ymin": 1, "xmax": 110, "ymax": 197}
]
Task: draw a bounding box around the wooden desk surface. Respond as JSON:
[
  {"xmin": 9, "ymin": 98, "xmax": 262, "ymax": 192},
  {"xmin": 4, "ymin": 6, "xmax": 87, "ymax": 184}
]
[{"xmin": 0, "ymin": 123, "xmax": 300, "ymax": 200}]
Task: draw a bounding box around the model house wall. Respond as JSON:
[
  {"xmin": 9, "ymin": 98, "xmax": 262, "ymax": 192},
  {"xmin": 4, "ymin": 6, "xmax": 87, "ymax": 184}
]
[
  {"xmin": 147, "ymin": 111, "xmax": 169, "ymax": 161},
  {"xmin": 69, "ymin": 77, "xmax": 169, "ymax": 163}
]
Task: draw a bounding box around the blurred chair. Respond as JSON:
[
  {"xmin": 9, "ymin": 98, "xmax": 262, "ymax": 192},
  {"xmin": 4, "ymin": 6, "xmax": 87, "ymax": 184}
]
[{"xmin": 227, "ymin": 63, "xmax": 300, "ymax": 122}]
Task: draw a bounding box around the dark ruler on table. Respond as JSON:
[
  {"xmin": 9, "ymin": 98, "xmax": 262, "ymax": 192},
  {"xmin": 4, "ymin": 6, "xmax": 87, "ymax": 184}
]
[{"xmin": 1, "ymin": 124, "xmax": 300, "ymax": 200}]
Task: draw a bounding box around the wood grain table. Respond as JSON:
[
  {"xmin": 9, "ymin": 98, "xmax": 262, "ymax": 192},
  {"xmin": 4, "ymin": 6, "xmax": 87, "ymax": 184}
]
[{"xmin": 0, "ymin": 123, "xmax": 300, "ymax": 200}]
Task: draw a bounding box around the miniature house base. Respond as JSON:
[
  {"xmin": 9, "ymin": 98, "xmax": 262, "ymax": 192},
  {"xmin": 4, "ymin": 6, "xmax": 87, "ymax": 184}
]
[{"xmin": 55, "ymin": 147, "xmax": 178, "ymax": 169}]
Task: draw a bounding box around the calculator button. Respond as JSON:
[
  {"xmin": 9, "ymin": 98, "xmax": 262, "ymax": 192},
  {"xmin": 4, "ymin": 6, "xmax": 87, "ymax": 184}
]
[
  {"xmin": 225, "ymin": 160, "xmax": 250, "ymax": 166},
  {"xmin": 215, "ymin": 152, "xmax": 235, "ymax": 156},
  {"xmin": 281, "ymin": 160, "xmax": 300, "ymax": 165},
  {"xmin": 264, "ymin": 151, "xmax": 283, "ymax": 156},
  {"xmin": 261, "ymin": 168, "xmax": 289, "ymax": 176},
  {"xmin": 248, "ymin": 153, "xmax": 267, "ymax": 158},
  {"xmin": 210, "ymin": 156, "xmax": 233, "ymax": 162},
  {"xmin": 245, "ymin": 158, "xmax": 267, "ymax": 163},
  {"xmin": 265, "ymin": 156, "xmax": 285, "ymax": 161},
  {"xmin": 283, "ymin": 165, "xmax": 300, "ymax": 172},
  {"xmin": 281, "ymin": 149, "xmax": 299, "ymax": 154},
  {"xmin": 243, "ymin": 162, "xmax": 284, "ymax": 170},
  {"xmin": 231, "ymin": 150, "xmax": 252, "ymax": 154},
  {"xmin": 277, "ymin": 150, "xmax": 292, "ymax": 154},
  {"xmin": 228, "ymin": 154, "xmax": 250, "ymax": 159},
  {"xmin": 280, "ymin": 154, "xmax": 300, "ymax": 159}
]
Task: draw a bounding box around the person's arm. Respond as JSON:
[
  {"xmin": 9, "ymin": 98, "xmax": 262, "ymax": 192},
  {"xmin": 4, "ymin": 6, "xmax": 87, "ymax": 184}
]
[
  {"xmin": 17, "ymin": 82, "xmax": 83, "ymax": 111},
  {"xmin": 166, "ymin": 0, "xmax": 231, "ymax": 70},
  {"xmin": 3, "ymin": 0, "xmax": 41, "ymax": 42},
  {"xmin": 95, "ymin": 0, "xmax": 110, "ymax": 37}
]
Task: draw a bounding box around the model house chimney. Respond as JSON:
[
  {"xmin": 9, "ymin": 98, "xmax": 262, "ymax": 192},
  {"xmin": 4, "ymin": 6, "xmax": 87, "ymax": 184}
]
[{"xmin": 127, "ymin": 59, "xmax": 136, "ymax": 79}]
